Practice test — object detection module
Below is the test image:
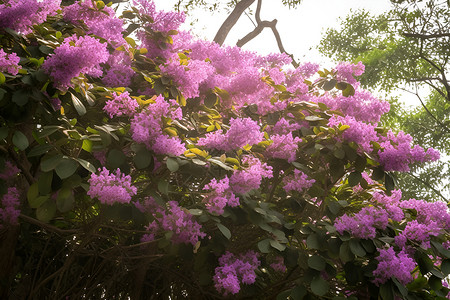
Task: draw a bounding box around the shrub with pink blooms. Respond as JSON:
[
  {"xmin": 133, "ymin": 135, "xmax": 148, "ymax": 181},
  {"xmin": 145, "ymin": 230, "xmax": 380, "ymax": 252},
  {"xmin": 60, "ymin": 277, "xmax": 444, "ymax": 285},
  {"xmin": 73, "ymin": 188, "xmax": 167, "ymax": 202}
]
[{"xmin": 0, "ymin": 1, "xmax": 449, "ymax": 299}]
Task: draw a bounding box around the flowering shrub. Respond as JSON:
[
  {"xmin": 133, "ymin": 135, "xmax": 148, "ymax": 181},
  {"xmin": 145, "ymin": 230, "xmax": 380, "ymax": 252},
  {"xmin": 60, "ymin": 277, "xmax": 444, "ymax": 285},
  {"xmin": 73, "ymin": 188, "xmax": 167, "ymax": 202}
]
[{"xmin": 0, "ymin": 1, "xmax": 448, "ymax": 299}]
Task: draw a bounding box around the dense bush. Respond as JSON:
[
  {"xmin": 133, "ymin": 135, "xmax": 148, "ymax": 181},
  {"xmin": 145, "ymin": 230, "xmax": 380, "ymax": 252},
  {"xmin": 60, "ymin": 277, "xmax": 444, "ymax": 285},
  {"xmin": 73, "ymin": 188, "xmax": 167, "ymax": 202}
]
[{"xmin": 0, "ymin": 1, "xmax": 448, "ymax": 299}]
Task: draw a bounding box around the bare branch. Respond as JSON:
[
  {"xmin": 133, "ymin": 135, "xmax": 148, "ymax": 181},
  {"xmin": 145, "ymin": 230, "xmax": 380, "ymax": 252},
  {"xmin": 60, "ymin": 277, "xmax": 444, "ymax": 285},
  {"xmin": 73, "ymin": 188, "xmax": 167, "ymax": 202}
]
[
  {"xmin": 213, "ymin": 0, "xmax": 256, "ymax": 45},
  {"xmin": 402, "ymin": 32, "xmax": 450, "ymax": 39}
]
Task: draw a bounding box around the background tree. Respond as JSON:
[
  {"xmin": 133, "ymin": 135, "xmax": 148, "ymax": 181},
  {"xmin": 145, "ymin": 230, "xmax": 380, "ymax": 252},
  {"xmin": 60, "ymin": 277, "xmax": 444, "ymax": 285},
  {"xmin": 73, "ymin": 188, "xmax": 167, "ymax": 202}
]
[{"xmin": 319, "ymin": 0, "xmax": 450, "ymax": 201}]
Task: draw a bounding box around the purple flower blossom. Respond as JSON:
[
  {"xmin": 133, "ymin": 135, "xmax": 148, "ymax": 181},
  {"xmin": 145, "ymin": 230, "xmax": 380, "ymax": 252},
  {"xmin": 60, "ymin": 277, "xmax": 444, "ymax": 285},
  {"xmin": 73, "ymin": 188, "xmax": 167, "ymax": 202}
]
[
  {"xmin": 102, "ymin": 51, "xmax": 135, "ymax": 87},
  {"xmin": 378, "ymin": 130, "xmax": 440, "ymax": 172},
  {"xmin": 0, "ymin": 161, "xmax": 20, "ymax": 181},
  {"xmin": 265, "ymin": 133, "xmax": 301, "ymax": 163},
  {"xmin": 328, "ymin": 115, "xmax": 378, "ymax": 152},
  {"xmin": 334, "ymin": 61, "xmax": 365, "ymax": 85},
  {"xmin": 64, "ymin": 1, "xmax": 125, "ymax": 45},
  {"xmin": 0, "ymin": 49, "xmax": 21, "ymax": 75},
  {"xmin": 214, "ymin": 251, "xmax": 260, "ymax": 295},
  {"xmin": 373, "ymin": 247, "xmax": 415, "ymax": 286},
  {"xmin": 203, "ymin": 177, "xmax": 239, "ymax": 215},
  {"xmin": 0, "ymin": 0, "xmax": 60, "ymax": 34},
  {"xmin": 283, "ymin": 169, "xmax": 315, "ymax": 193},
  {"xmin": 0, "ymin": 187, "xmax": 20, "ymax": 227},
  {"xmin": 197, "ymin": 118, "xmax": 263, "ymax": 151},
  {"xmin": 130, "ymin": 95, "xmax": 185, "ymax": 156},
  {"xmin": 270, "ymin": 256, "xmax": 287, "ymax": 273},
  {"xmin": 88, "ymin": 167, "xmax": 137, "ymax": 205},
  {"xmin": 103, "ymin": 91, "xmax": 139, "ymax": 118},
  {"xmin": 138, "ymin": 197, "xmax": 206, "ymax": 246},
  {"xmin": 334, "ymin": 206, "xmax": 389, "ymax": 239},
  {"xmin": 229, "ymin": 156, "xmax": 273, "ymax": 194},
  {"xmin": 42, "ymin": 35, "xmax": 109, "ymax": 90}
]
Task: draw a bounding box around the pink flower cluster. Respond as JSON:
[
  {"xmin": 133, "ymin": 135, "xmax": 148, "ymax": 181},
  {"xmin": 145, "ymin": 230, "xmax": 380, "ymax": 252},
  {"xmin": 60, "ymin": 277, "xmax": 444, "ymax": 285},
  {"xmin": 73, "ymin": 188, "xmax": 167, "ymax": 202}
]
[
  {"xmin": 203, "ymin": 177, "xmax": 239, "ymax": 215},
  {"xmin": 282, "ymin": 169, "xmax": 315, "ymax": 193},
  {"xmin": 378, "ymin": 130, "xmax": 440, "ymax": 172},
  {"xmin": 334, "ymin": 206, "xmax": 389, "ymax": 239},
  {"xmin": 42, "ymin": 35, "xmax": 109, "ymax": 89},
  {"xmin": 395, "ymin": 199, "xmax": 450, "ymax": 248},
  {"xmin": 315, "ymin": 89, "xmax": 390, "ymax": 123},
  {"xmin": 0, "ymin": 49, "xmax": 21, "ymax": 75},
  {"xmin": 102, "ymin": 51, "xmax": 135, "ymax": 87},
  {"xmin": 334, "ymin": 61, "xmax": 365, "ymax": 85},
  {"xmin": 63, "ymin": 0, "xmax": 125, "ymax": 45},
  {"xmin": 103, "ymin": 91, "xmax": 139, "ymax": 118},
  {"xmin": 0, "ymin": 0, "xmax": 60, "ymax": 34},
  {"xmin": 229, "ymin": 156, "xmax": 273, "ymax": 194},
  {"xmin": 0, "ymin": 161, "xmax": 20, "ymax": 181},
  {"xmin": 213, "ymin": 251, "xmax": 260, "ymax": 295},
  {"xmin": 372, "ymin": 247, "xmax": 415, "ymax": 286},
  {"xmin": 87, "ymin": 167, "xmax": 137, "ymax": 205},
  {"xmin": 270, "ymin": 256, "xmax": 287, "ymax": 273},
  {"xmin": 197, "ymin": 117, "xmax": 264, "ymax": 151},
  {"xmin": 265, "ymin": 133, "xmax": 302, "ymax": 163},
  {"xmin": 130, "ymin": 95, "xmax": 185, "ymax": 156},
  {"xmin": 0, "ymin": 187, "xmax": 20, "ymax": 227},
  {"xmin": 328, "ymin": 115, "xmax": 378, "ymax": 152},
  {"xmin": 138, "ymin": 197, "xmax": 206, "ymax": 246}
]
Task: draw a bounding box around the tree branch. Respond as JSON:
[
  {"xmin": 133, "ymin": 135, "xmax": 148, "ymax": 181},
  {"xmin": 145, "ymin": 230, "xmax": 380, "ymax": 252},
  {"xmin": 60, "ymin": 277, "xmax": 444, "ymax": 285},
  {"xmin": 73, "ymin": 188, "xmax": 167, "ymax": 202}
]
[
  {"xmin": 402, "ymin": 32, "xmax": 450, "ymax": 39},
  {"xmin": 213, "ymin": 0, "xmax": 256, "ymax": 45},
  {"xmin": 405, "ymin": 172, "xmax": 448, "ymax": 202},
  {"xmin": 235, "ymin": 0, "xmax": 299, "ymax": 67}
]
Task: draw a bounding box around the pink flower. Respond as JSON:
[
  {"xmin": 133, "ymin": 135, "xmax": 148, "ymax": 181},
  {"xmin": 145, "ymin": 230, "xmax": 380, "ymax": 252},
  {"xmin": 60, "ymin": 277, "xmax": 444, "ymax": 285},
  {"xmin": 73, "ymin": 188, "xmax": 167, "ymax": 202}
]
[
  {"xmin": 373, "ymin": 247, "xmax": 415, "ymax": 286},
  {"xmin": 203, "ymin": 177, "xmax": 239, "ymax": 215},
  {"xmin": 42, "ymin": 35, "xmax": 109, "ymax": 90},
  {"xmin": 88, "ymin": 168, "xmax": 137, "ymax": 205},
  {"xmin": 0, "ymin": 49, "xmax": 21, "ymax": 75},
  {"xmin": 103, "ymin": 92, "xmax": 139, "ymax": 118},
  {"xmin": 0, "ymin": 187, "xmax": 20, "ymax": 227},
  {"xmin": 283, "ymin": 169, "xmax": 315, "ymax": 193},
  {"xmin": 230, "ymin": 156, "xmax": 273, "ymax": 194}
]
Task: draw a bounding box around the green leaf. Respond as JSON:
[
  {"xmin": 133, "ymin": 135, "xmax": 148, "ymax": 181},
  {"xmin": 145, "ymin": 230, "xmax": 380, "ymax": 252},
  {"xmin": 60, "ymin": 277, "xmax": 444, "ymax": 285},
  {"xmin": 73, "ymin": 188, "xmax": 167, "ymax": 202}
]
[
  {"xmin": 29, "ymin": 195, "xmax": 50, "ymax": 209},
  {"xmin": 0, "ymin": 72, "xmax": 5, "ymax": 84},
  {"xmin": 204, "ymin": 93, "xmax": 218, "ymax": 108},
  {"xmin": 27, "ymin": 183, "xmax": 39, "ymax": 205},
  {"xmin": 27, "ymin": 144, "xmax": 53, "ymax": 157},
  {"xmin": 323, "ymin": 79, "xmax": 337, "ymax": 91},
  {"xmin": 37, "ymin": 126, "xmax": 61, "ymax": 138},
  {"xmin": 82, "ymin": 139, "xmax": 93, "ymax": 152},
  {"xmin": 380, "ymin": 281, "xmax": 394, "ymax": 300},
  {"xmin": 385, "ymin": 173, "xmax": 395, "ymax": 194},
  {"xmin": 310, "ymin": 276, "xmax": 329, "ymax": 296},
  {"xmin": 71, "ymin": 92, "xmax": 86, "ymax": 116},
  {"xmin": 41, "ymin": 154, "xmax": 63, "ymax": 172},
  {"xmin": 217, "ymin": 223, "xmax": 231, "ymax": 239},
  {"xmin": 429, "ymin": 275, "xmax": 442, "ymax": 291},
  {"xmin": 76, "ymin": 158, "xmax": 96, "ymax": 173},
  {"xmin": 342, "ymin": 83, "xmax": 355, "ymax": 97},
  {"xmin": 166, "ymin": 157, "xmax": 179, "ymax": 172},
  {"xmin": 276, "ymin": 290, "xmax": 291, "ymax": 300},
  {"xmin": 12, "ymin": 90, "xmax": 29, "ymax": 106},
  {"xmin": 306, "ymin": 233, "xmax": 321, "ymax": 249},
  {"xmin": 270, "ymin": 239, "xmax": 286, "ymax": 251},
  {"xmin": 348, "ymin": 172, "xmax": 362, "ymax": 187},
  {"xmin": 158, "ymin": 180, "xmax": 169, "ymax": 195},
  {"xmin": 339, "ymin": 242, "xmax": 354, "ymax": 263},
  {"xmin": 107, "ymin": 149, "xmax": 126, "ymax": 169},
  {"xmin": 0, "ymin": 88, "xmax": 6, "ymax": 101},
  {"xmin": 134, "ymin": 149, "xmax": 153, "ymax": 169},
  {"xmin": 258, "ymin": 239, "xmax": 271, "ymax": 253},
  {"xmin": 290, "ymin": 286, "xmax": 307, "ymax": 300},
  {"xmin": 36, "ymin": 199, "xmax": 56, "ymax": 222},
  {"xmin": 12, "ymin": 131, "xmax": 29, "ymax": 150},
  {"xmin": 56, "ymin": 187, "xmax": 74, "ymax": 213},
  {"xmin": 431, "ymin": 240, "xmax": 450, "ymax": 258},
  {"xmin": 55, "ymin": 157, "xmax": 78, "ymax": 179},
  {"xmin": 188, "ymin": 209, "xmax": 203, "ymax": 216},
  {"xmin": 441, "ymin": 259, "xmax": 450, "ymax": 276},
  {"xmin": 349, "ymin": 239, "xmax": 366, "ymax": 257},
  {"xmin": 308, "ymin": 255, "xmax": 326, "ymax": 271},
  {"xmin": 38, "ymin": 171, "xmax": 53, "ymax": 195}
]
